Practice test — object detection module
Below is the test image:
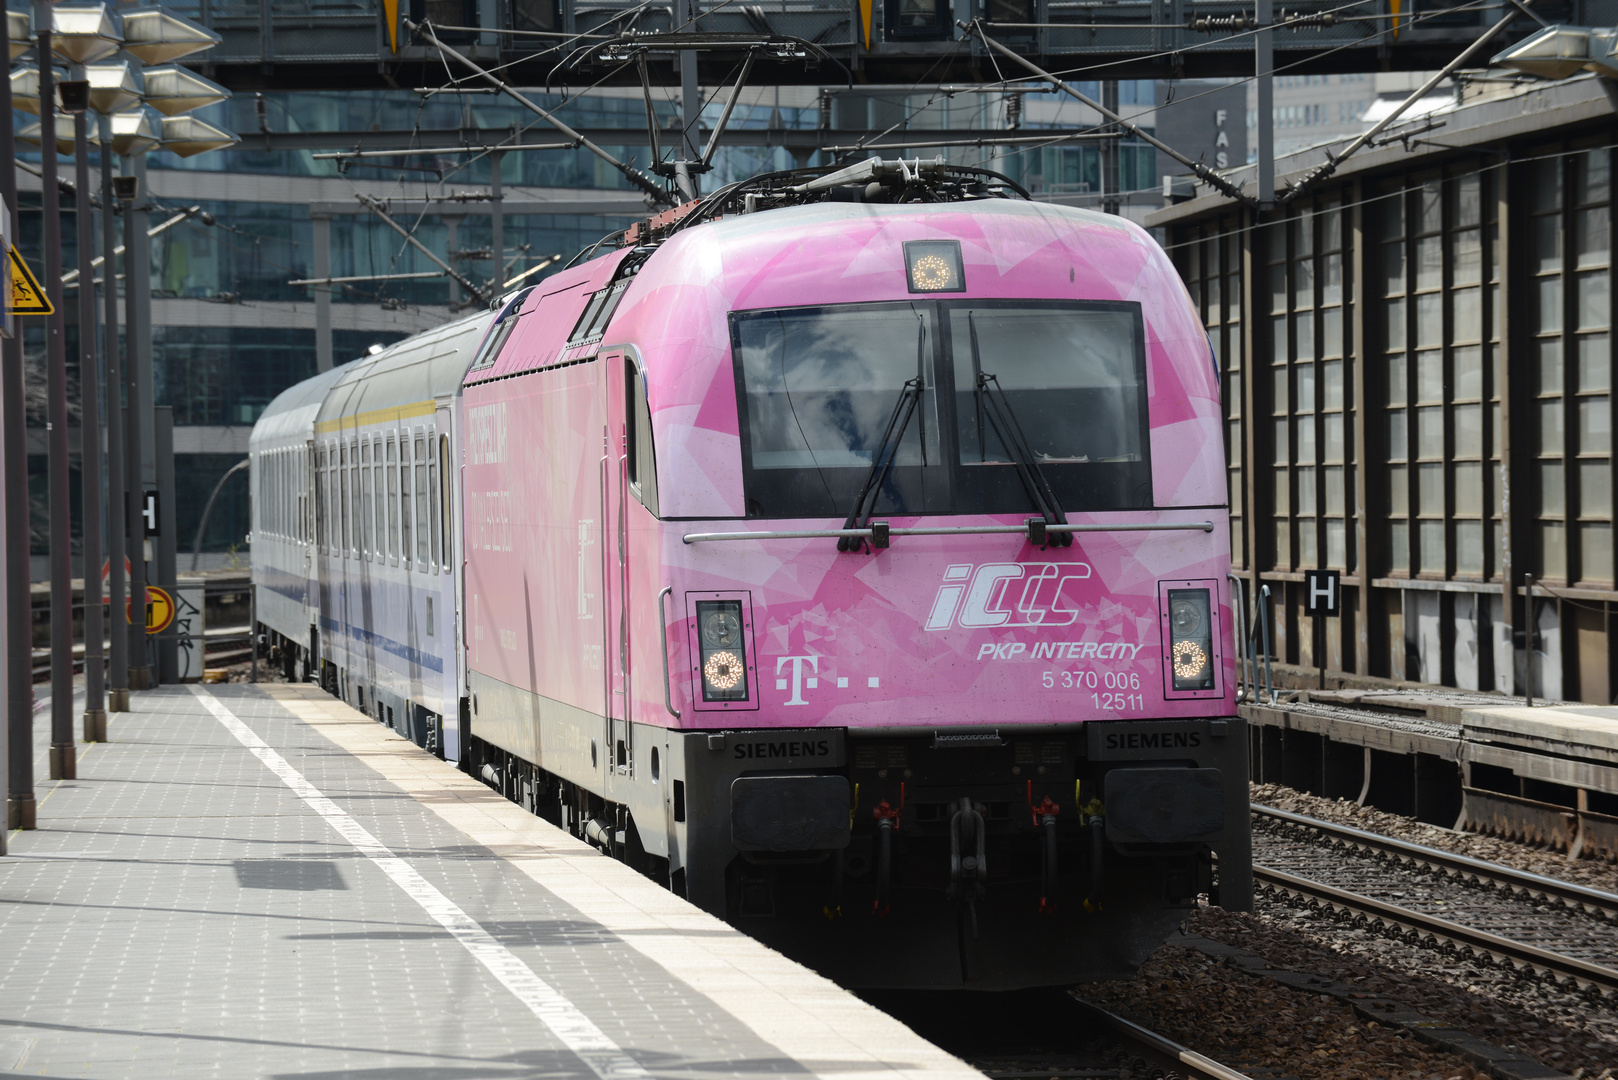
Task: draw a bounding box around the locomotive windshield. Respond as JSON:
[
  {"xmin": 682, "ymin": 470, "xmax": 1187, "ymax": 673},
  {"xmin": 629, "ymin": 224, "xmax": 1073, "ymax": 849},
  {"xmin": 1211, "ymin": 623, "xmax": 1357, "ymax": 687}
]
[{"xmin": 730, "ymin": 299, "xmax": 1151, "ymax": 519}]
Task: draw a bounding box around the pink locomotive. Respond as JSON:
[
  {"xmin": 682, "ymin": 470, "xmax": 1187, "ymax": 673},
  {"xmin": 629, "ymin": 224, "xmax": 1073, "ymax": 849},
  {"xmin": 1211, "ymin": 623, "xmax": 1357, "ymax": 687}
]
[{"xmin": 251, "ymin": 160, "xmax": 1252, "ymax": 989}]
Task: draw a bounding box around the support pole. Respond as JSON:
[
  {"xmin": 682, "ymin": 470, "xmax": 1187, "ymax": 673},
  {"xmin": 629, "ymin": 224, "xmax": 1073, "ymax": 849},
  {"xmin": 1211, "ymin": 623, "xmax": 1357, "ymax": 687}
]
[
  {"xmin": 74, "ymin": 105, "xmax": 105, "ymax": 743},
  {"xmin": 444, "ymin": 215, "xmax": 462, "ymax": 307},
  {"xmin": 312, "ymin": 213, "xmax": 332, "ymax": 372},
  {"xmin": 1525, "ymin": 574, "xmax": 1535, "ymax": 708},
  {"xmin": 1255, "ymin": 0, "xmax": 1274, "ymax": 207},
  {"xmin": 103, "ymin": 121, "xmax": 127, "ymax": 713},
  {"xmin": 1100, "ymin": 80, "xmax": 1119, "ymax": 216},
  {"xmin": 154, "ymin": 407, "xmax": 176, "ymax": 683},
  {"xmin": 0, "ymin": 2, "xmax": 25, "ymax": 837},
  {"xmin": 39, "ymin": 15, "xmax": 78, "ymax": 782},
  {"xmin": 490, "ymin": 150, "xmax": 504, "ymax": 297},
  {"xmin": 679, "ymin": 0, "xmax": 702, "ymax": 177},
  {"xmin": 124, "ymin": 157, "xmax": 149, "ymax": 691}
]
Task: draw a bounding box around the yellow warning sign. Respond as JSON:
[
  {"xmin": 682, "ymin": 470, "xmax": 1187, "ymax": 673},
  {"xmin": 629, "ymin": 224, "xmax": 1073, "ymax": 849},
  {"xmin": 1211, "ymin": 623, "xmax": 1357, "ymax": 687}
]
[
  {"xmin": 127, "ymin": 585, "xmax": 175, "ymax": 635},
  {"xmin": 7, "ymin": 248, "xmax": 51, "ymax": 316}
]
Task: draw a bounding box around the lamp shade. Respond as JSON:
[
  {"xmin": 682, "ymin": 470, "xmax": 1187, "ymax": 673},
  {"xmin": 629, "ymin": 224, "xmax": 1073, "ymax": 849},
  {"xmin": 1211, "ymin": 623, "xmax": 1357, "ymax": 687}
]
[
  {"xmin": 10, "ymin": 66, "xmax": 42, "ymax": 116},
  {"xmin": 110, "ymin": 107, "xmax": 163, "ymax": 157},
  {"xmin": 160, "ymin": 114, "xmax": 238, "ymax": 157},
  {"xmin": 1491, "ymin": 25, "xmax": 1595, "ymax": 80},
  {"xmin": 86, "ymin": 60, "xmax": 144, "ymax": 114},
  {"xmin": 8, "ymin": 10, "xmax": 30, "ymax": 60},
  {"xmin": 17, "ymin": 120, "xmax": 100, "ymax": 157},
  {"xmin": 121, "ymin": 7, "xmax": 219, "ymax": 65},
  {"xmin": 141, "ymin": 65, "xmax": 229, "ymax": 116},
  {"xmin": 1575, "ymin": 28, "xmax": 1618, "ymax": 79},
  {"xmin": 49, "ymin": 5, "xmax": 123, "ymax": 65}
]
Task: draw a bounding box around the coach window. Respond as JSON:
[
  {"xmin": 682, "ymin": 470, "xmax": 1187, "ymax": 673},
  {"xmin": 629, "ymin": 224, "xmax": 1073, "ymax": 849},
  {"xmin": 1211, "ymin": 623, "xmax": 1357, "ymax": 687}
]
[
  {"xmin": 361, "ymin": 440, "xmax": 374, "ymax": 557},
  {"xmin": 350, "ymin": 439, "xmax": 363, "ymax": 557},
  {"xmin": 439, "ymin": 434, "xmax": 453, "ymax": 570},
  {"xmin": 626, "ymin": 358, "xmax": 659, "ymax": 516},
  {"xmin": 415, "ymin": 433, "xmax": 430, "ymax": 570},
  {"xmin": 371, "ymin": 437, "xmax": 385, "ymax": 562},
  {"xmin": 399, "ymin": 432, "xmax": 414, "ymax": 569},
  {"xmin": 427, "ymin": 427, "xmax": 441, "ymax": 570},
  {"xmin": 337, "ymin": 442, "xmax": 349, "ymax": 555},
  {"xmin": 314, "ymin": 448, "xmax": 326, "ymax": 550},
  {"xmin": 387, "ymin": 437, "xmax": 400, "ymax": 563}
]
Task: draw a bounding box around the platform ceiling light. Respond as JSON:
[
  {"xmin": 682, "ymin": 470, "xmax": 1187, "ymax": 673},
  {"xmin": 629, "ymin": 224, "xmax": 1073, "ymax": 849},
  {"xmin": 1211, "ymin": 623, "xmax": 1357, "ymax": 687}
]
[
  {"xmin": 159, "ymin": 113, "xmax": 238, "ymax": 157},
  {"xmin": 109, "ymin": 106, "xmax": 162, "ymax": 156},
  {"xmin": 85, "ymin": 60, "xmax": 144, "ymax": 115},
  {"xmin": 8, "ymin": 10, "xmax": 30, "ymax": 60},
  {"xmin": 140, "ymin": 65, "xmax": 228, "ymax": 116},
  {"xmin": 10, "ymin": 66, "xmax": 46, "ymax": 116},
  {"xmin": 1491, "ymin": 24, "xmax": 1604, "ymax": 80},
  {"xmin": 17, "ymin": 120, "xmax": 101, "ymax": 156},
  {"xmin": 48, "ymin": 5, "xmax": 123, "ymax": 65},
  {"xmin": 120, "ymin": 7, "xmax": 219, "ymax": 65}
]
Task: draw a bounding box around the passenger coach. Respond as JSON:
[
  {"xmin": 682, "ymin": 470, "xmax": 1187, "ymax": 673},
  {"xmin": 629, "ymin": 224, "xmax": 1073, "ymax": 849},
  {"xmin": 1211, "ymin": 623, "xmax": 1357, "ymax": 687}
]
[{"xmin": 251, "ymin": 160, "xmax": 1253, "ymax": 989}]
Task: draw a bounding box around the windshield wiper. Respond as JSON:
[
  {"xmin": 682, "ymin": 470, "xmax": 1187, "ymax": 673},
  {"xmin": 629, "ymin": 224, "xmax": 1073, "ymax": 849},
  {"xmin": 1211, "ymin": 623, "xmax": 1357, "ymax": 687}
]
[
  {"xmin": 967, "ymin": 312, "xmax": 1073, "ymax": 548},
  {"xmin": 837, "ymin": 313, "xmax": 928, "ymax": 552}
]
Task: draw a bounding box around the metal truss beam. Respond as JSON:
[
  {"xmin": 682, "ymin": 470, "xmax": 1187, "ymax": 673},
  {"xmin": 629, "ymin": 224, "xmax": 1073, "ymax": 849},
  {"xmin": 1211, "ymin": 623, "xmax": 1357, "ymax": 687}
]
[
  {"xmin": 186, "ymin": 2, "xmax": 1576, "ymax": 92},
  {"xmin": 242, "ymin": 127, "xmax": 1104, "ymax": 155}
]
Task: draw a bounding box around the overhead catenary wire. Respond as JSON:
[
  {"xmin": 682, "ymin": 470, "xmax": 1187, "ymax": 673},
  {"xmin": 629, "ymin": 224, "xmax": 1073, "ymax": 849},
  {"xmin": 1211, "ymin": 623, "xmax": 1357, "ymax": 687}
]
[
  {"xmin": 407, "ymin": 17, "xmax": 669, "ymax": 203},
  {"xmin": 959, "ymin": 0, "xmax": 1498, "ymax": 187},
  {"xmin": 1277, "ymin": 6, "xmax": 1522, "ymax": 203},
  {"xmin": 964, "ymin": 19, "xmax": 1255, "ymax": 205}
]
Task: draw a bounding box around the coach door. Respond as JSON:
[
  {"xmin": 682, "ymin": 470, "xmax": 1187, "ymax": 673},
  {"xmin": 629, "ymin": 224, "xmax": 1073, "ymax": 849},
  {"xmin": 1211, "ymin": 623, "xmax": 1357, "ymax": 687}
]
[{"xmin": 602, "ymin": 353, "xmax": 632, "ymax": 783}]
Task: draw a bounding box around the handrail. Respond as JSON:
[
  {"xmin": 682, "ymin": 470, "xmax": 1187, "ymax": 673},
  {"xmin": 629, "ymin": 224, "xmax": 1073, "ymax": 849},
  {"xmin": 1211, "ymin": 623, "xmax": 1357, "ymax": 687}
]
[
  {"xmin": 1227, "ymin": 572, "xmax": 1248, "ymax": 705},
  {"xmin": 657, "ymin": 586, "xmax": 680, "ymax": 719},
  {"xmin": 1258, "ymin": 583, "xmax": 1275, "ymax": 705},
  {"xmin": 682, "ymin": 520, "xmax": 1216, "ymax": 544}
]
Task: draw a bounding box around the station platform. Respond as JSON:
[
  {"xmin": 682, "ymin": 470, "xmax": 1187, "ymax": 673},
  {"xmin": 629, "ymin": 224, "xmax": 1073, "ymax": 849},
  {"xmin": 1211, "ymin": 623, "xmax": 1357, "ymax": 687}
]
[
  {"xmin": 1242, "ymin": 688, "xmax": 1618, "ymax": 858},
  {"xmin": 0, "ymin": 683, "xmax": 980, "ymax": 1080}
]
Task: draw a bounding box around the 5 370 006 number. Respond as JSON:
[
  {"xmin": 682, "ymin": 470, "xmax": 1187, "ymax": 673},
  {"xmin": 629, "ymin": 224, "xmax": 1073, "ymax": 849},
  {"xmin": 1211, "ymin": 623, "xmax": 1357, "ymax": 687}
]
[{"xmin": 1041, "ymin": 670, "xmax": 1141, "ymax": 691}]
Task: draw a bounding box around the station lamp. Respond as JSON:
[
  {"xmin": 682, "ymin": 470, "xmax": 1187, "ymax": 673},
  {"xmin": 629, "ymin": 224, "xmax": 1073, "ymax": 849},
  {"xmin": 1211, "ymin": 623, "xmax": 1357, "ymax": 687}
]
[
  {"xmin": 8, "ymin": 10, "xmax": 29, "ymax": 60},
  {"xmin": 48, "ymin": 5, "xmax": 124, "ymax": 64},
  {"xmin": 1492, "ymin": 24, "xmax": 1618, "ymax": 81}
]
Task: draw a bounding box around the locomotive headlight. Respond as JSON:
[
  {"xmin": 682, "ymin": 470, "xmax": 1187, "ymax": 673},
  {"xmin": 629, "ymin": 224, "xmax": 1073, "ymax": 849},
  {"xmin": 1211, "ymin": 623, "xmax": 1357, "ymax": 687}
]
[
  {"xmin": 1167, "ymin": 588, "xmax": 1215, "ymax": 691},
  {"xmin": 703, "ymin": 650, "xmax": 744, "ymax": 691},
  {"xmin": 696, "ymin": 599, "xmax": 749, "ymax": 701}
]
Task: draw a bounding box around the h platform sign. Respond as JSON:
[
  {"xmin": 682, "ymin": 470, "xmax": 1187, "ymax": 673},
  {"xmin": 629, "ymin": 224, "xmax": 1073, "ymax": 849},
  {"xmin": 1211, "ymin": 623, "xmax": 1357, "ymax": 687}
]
[{"xmin": 1304, "ymin": 569, "xmax": 1340, "ymax": 617}]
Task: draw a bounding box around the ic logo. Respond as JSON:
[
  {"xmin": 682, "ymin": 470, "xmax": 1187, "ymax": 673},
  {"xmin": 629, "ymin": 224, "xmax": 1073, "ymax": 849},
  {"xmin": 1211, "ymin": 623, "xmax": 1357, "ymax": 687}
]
[{"xmin": 924, "ymin": 562, "xmax": 1094, "ymax": 631}]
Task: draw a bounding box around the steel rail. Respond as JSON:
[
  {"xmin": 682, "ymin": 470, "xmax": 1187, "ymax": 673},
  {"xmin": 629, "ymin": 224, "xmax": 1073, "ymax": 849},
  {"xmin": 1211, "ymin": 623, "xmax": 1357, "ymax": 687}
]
[
  {"xmin": 1068, "ymin": 996, "xmax": 1260, "ymax": 1080},
  {"xmin": 1253, "ymin": 862, "xmax": 1618, "ymax": 994},
  {"xmin": 1253, "ymin": 803, "xmax": 1618, "ymax": 918},
  {"xmin": 683, "ymin": 521, "xmax": 1216, "ymax": 544}
]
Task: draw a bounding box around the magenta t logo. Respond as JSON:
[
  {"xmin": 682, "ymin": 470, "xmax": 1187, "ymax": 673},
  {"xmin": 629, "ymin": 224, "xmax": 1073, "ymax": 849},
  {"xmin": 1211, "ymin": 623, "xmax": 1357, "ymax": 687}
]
[{"xmin": 775, "ymin": 654, "xmax": 820, "ymax": 706}]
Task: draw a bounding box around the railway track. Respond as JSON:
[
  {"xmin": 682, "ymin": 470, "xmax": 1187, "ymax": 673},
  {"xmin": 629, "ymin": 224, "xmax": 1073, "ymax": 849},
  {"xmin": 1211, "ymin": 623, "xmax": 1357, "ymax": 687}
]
[
  {"xmin": 870, "ymin": 988, "xmax": 1259, "ymax": 1080},
  {"xmin": 1251, "ymin": 803, "xmax": 1618, "ymax": 996}
]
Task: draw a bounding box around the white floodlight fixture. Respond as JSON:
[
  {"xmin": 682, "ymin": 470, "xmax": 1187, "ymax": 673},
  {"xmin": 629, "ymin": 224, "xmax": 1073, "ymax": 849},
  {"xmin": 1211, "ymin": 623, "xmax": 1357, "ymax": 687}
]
[
  {"xmin": 8, "ymin": 10, "xmax": 31, "ymax": 60},
  {"xmin": 120, "ymin": 7, "xmax": 219, "ymax": 65},
  {"xmin": 18, "ymin": 120, "xmax": 102, "ymax": 156},
  {"xmin": 109, "ymin": 107, "xmax": 163, "ymax": 156},
  {"xmin": 1491, "ymin": 24, "xmax": 1597, "ymax": 80},
  {"xmin": 85, "ymin": 60, "xmax": 144, "ymax": 114},
  {"xmin": 140, "ymin": 65, "xmax": 228, "ymax": 116},
  {"xmin": 10, "ymin": 66, "xmax": 45, "ymax": 116},
  {"xmin": 1580, "ymin": 27, "xmax": 1618, "ymax": 79},
  {"xmin": 49, "ymin": 5, "xmax": 123, "ymax": 65},
  {"xmin": 159, "ymin": 113, "xmax": 238, "ymax": 157}
]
